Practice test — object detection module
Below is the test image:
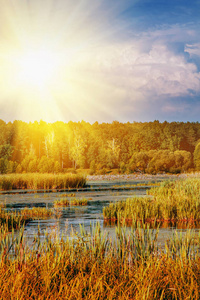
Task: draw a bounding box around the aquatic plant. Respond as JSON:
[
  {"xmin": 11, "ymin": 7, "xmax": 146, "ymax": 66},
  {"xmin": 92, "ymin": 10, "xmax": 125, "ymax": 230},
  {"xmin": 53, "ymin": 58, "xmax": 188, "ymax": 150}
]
[
  {"xmin": 103, "ymin": 197, "xmax": 156, "ymax": 222},
  {"xmin": 104, "ymin": 178, "xmax": 200, "ymax": 222},
  {"xmin": 0, "ymin": 173, "xmax": 86, "ymax": 191},
  {"xmin": 59, "ymin": 193, "xmax": 76, "ymax": 197},
  {"xmin": 54, "ymin": 198, "xmax": 70, "ymax": 207},
  {"xmin": 70, "ymin": 198, "xmax": 88, "ymax": 206},
  {"xmin": 0, "ymin": 206, "xmax": 59, "ymax": 229},
  {"xmin": 20, "ymin": 207, "xmax": 55, "ymax": 219},
  {"xmin": 0, "ymin": 221, "xmax": 200, "ymax": 299},
  {"xmin": 54, "ymin": 197, "xmax": 88, "ymax": 207},
  {"xmin": 0, "ymin": 207, "xmax": 31, "ymax": 229}
]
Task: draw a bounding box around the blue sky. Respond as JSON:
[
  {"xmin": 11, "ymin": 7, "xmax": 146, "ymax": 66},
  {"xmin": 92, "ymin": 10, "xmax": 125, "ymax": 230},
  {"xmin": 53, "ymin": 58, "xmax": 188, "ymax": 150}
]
[
  {"xmin": 99, "ymin": 0, "xmax": 200, "ymax": 122},
  {"xmin": 0, "ymin": 0, "xmax": 200, "ymax": 123}
]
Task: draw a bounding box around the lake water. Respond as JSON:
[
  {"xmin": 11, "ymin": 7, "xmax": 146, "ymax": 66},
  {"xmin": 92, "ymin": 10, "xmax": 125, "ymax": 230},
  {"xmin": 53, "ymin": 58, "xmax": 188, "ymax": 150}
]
[{"xmin": 0, "ymin": 175, "xmax": 198, "ymax": 248}]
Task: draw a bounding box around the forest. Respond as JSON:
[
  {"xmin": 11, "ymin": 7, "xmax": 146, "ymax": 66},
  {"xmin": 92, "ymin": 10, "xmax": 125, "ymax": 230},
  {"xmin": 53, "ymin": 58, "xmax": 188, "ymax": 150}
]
[{"xmin": 0, "ymin": 119, "xmax": 200, "ymax": 174}]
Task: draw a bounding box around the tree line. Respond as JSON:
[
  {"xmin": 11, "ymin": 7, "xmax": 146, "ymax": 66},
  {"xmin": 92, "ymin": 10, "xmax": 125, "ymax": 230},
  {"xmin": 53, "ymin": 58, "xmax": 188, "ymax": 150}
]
[{"xmin": 1, "ymin": 119, "xmax": 200, "ymax": 174}]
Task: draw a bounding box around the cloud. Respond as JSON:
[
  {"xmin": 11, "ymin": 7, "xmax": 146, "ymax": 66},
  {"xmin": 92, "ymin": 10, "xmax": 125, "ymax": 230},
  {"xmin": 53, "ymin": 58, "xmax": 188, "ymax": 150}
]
[
  {"xmin": 82, "ymin": 42, "xmax": 200, "ymax": 100},
  {"xmin": 161, "ymin": 103, "xmax": 189, "ymax": 113},
  {"xmin": 0, "ymin": 0, "xmax": 200, "ymax": 123},
  {"xmin": 185, "ymin": 43, "xmax": 200, "ymax": 57}
]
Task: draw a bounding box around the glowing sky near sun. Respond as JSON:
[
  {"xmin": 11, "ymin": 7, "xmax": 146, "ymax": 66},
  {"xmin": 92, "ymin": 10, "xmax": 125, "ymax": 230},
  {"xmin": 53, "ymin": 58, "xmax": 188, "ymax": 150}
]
[{"xmin": 0, "ymin": 0, "xmax": 200, "ymax": 123}]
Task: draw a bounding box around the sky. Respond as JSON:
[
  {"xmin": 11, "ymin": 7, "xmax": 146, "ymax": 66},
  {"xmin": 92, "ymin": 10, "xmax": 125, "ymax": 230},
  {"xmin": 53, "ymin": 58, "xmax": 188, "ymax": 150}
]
[{"xmin": 0, "ymin": 0, "xmax": 200, "ymax": 123}]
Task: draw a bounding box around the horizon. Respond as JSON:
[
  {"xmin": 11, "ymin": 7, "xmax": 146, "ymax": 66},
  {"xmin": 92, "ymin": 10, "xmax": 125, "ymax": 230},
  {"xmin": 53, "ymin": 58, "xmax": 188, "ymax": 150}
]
[
  {"xmin": 1, "ymin": 118, "xmax": 200, "ymax": 126},
  {"xmin": 0, "ymin": 0, "xmax": 200, "ymax": 123}
]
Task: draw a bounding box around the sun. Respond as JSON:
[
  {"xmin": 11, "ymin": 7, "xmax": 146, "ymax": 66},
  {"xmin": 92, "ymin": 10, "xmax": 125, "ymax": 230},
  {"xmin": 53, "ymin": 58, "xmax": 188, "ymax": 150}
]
[
  {"xmin": 17, "ymin": 48, "xmax": 61, "ymax": 89},
  {"xmin": 0, "ymin": 0, "xmax": 117, "ymax": 122}
]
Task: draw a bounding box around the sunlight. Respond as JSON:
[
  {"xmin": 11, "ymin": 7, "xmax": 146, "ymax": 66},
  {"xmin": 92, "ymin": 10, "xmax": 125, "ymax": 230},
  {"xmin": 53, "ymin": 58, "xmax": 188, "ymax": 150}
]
[
  {"xmin": 17, "ymin": 48, "xmax": 61, "ymax": 88},
  {"xmin": 0, "ymin": 0, "xmax": 125, "ymax": 122}
]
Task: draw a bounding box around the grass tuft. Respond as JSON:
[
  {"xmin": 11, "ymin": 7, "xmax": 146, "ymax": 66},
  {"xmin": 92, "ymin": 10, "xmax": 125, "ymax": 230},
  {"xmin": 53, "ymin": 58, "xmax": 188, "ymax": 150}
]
[
  {"xmin": 104, "ymin": 178, "xmax": 200, "ymax": 223},
  {"xmin": 0, "ymin": 173, "xmax": 86, "ymax": 191},
  {"xmin": 0, "ymin": 221, "xmax": 200, "ymax": 299},
  {"xmin": 54, "ymin": 198, "xmax": 88, "ymax": 207}
]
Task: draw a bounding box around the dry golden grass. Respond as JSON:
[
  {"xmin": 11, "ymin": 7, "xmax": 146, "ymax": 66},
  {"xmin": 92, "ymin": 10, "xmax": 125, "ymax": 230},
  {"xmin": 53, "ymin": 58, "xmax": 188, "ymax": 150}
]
[
  {"xmin": 54, "ymin": 198, "xmax": 88, "ymax": 207},
  {"xmin": 104, "ymin": 177, "xmax": 200, "ymax": 222},
  {"xmin": 0, "ymin": 206, "xmax": 59, "ymax": 230},
  {"xmin": 20, "ymin": 207, "xmax": 55, "ymax": 218},
  {"xmin": 54, "ymin": 198, "xmax": 70, "ymax": 207},
  {"xmin": 0, "ymin": 221, "xmax": 200, "ymax": 299},
  {"xmin": 0, "ymin": 173, "xmax": 86, "ymax": 191}
]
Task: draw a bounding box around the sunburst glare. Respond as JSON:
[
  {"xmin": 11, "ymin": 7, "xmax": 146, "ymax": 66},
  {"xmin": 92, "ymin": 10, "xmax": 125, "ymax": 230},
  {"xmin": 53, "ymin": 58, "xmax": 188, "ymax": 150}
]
[
  {"xmin": 0, "ymin": 0, "xmax": 130, "ymax": 122},
  {"xmin": 17, "ymin": 48, "xmax": 61, "ymax": 88}
]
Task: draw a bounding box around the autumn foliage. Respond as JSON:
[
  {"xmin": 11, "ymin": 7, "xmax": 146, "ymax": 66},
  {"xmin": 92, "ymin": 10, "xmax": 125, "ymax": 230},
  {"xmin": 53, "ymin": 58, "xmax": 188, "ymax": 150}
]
[{"xmin": 0, "ymin": 119, "xmax": 200, "ymax": 174}]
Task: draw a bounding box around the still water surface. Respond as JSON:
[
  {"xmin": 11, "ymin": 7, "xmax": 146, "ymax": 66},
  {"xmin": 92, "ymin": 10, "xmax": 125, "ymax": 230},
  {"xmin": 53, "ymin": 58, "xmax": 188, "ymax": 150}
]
[{"xmin": 0, "ymin": 177, "xmax": 198, "ymax": 247}]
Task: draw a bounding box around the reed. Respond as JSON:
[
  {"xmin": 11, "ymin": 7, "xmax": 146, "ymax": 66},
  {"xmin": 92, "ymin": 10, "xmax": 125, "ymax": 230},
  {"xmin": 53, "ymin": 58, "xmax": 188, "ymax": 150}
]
[
  {"xmin": 54, "ymin": 198, "xmax": 70, "ymax": 207},
  {"xmin": 0, "ymin": 173, "xmax": 86, "ymax": 191},
  {"xmin": 54, "ymin": 197, "xmax": 88, "ymax": 207},
  {"xmin": 0, "ymin": 206, "xmax": 59, "ymax": 230},
  {"xmin": 59, "ymin": 193, "xmax": 76, "ymax": 197},
  {"xmin": 0, "ymin": 221, "xmax": 200, "ymax": 299},
  {"xmin": 20, "ymin": 207, "xmax": 55, "ymax": 218},
  {"xmin": 103, "ymin": 197, "xmax": 153, "ymax": 222},
  {"xmin": 70, "ymin": 198, "xmax": 88, "ymax": 206},
  {"xmin": 0, "ymin": 207, "xmax": 31, "ymax": 229},
  {"xmin": 104, "ymin": 178, "xmax": 200, "ymax": 222},
  {"xmin": 148, "ymin": 178, "xmax": 200, "ymax": 220}
]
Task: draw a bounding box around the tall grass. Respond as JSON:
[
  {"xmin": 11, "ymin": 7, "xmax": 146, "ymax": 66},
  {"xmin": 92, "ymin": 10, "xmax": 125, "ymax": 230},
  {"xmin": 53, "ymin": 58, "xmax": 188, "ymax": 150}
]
[
  {"xmin": 20, "ymin": 207, "xmax": 56, "ymax": 218},
  {"xmin": 0, "ymin": 173, "xmax": 86, "ymax": 191},
  {"xmin": 0, "ymin": 221, "xmax": 200, "ymax": 299},
  {"xmin": 148, "ymin": 178, "xmax": 200, "ymax": 220},
  {"xmin": 0, "ymin": 207, "xmax": 58, "ymax": 229},
  {"xmin": 70, "ymin": 198, "xmax": 88, "ymax": 206},
  {"xmin": 0, "ymin": 207, "xmax": 31, "ymax": 229},
  {"xmin": 104, "ymin": 178, "xmax": 200, "ymax": 222},
  {"xmin": 54, "ymin": 197, "xmax": 88, "ymax": 207},
  {"xmin": 54, "ymin": 198, "xmax": 70, "ymax": 207}
]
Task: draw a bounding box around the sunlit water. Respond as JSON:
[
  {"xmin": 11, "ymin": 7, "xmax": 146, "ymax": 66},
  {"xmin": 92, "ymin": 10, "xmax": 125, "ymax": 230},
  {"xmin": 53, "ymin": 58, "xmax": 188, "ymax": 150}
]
[{"xmin": 0, "ymin": 177, "xmax": 199, "ymax": 248}]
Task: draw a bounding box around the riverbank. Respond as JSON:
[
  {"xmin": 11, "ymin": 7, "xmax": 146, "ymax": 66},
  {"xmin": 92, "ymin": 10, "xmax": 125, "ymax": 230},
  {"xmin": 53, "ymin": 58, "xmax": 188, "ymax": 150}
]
[{"xmin": 86, "ymin": 172, "xmax": 196, "ymax": 182}]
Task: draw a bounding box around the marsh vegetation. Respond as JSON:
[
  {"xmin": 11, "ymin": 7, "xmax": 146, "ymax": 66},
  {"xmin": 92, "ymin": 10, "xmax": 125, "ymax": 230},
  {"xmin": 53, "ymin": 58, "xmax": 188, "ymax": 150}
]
[
  {"xmin": 0, "ymin": 173, "xmax": 86, "ymax": 191},
  {"xmin": 0, "ymin": 175, "xmax": 200, "ymax": 298},
  {"xmin": 54, "ymin": 197, "xmax": 88, "ymax": 207},
  {"xmin": 103, "ymin": 177, "xmax": 200, "ymax": 223},
  {"xmin": 0, "ymin": 218, "xmax": 200, "ymax": 299}
]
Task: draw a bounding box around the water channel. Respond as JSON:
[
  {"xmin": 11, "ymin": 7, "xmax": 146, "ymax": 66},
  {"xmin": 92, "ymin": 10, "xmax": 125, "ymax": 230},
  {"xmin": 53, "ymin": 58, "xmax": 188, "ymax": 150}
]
[{"xmin": 0, "ymin": 175, "xmax": 198, "ymax": 248}]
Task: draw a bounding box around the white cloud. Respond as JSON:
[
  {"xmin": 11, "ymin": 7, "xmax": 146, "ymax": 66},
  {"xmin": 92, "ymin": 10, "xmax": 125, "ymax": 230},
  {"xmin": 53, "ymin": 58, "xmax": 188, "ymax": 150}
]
[
  {"xmin": 82, "ymin": 42, "xmax": 200, "ymax": 100},
  {"xmin": 185, "ymin": 43, "xmax": 200, "ymax": 56},
  {"xmin": 0, "ymin": 0, "xmax": 200, "ymax": 123}
]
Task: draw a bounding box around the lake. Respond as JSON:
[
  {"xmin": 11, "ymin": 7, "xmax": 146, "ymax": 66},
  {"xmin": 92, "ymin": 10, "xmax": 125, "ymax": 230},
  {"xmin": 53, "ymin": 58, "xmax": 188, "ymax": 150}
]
[{"xmin": 0, "ymin": 174, "xmax": 198, "ymax": 248}]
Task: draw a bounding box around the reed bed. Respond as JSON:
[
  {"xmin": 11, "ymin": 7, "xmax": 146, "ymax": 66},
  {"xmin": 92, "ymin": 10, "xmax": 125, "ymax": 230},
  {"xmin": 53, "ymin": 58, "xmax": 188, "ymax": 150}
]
[
  {"xmin": 0, "ymin": 206, "xmax": 59, "ymax": 230},
  {"xmin": 54, "ymin": 198, "xmax": 70, "ymax": 207},
  {"xmin": 59, "ymin": 193, "xmax": 76, "ymax": 197},
  {"xmin": 113, "ymin": 182, "xmax": 160, "ymax": 188},
  {"xmin": 1, "ymin": 221, "xmax": 200, "ymax": 299},
  {"xmin": 20, "ymin": 207, "xmax": 55, "ymax": 219},
  {"xmin": 54, "ymin": 198, "xmax": 88, "ymax": 207},
  {"xmin": 104, "ymin": 177, "xmax": 200, "ymax": 222},
  {"xmin": 70, "ymin": 198, "xmax": 88, "ymax": 206},
  {"xmin": 0, "ymin": 207, "xmax": 31, "ymax": 229},
  {"xmin": 0, "ymin": 173, "xmax": 86, "ymax": 191},
  {"xmin": 148, "ymin": 178, "xmax": 200, "ymax": 220}
]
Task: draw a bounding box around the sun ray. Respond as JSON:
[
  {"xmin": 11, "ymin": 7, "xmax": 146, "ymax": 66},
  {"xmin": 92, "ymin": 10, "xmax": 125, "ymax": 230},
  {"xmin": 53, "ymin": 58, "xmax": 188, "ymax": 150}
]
[{"xmin": 0, "ymin": 0, "xmax": 133, "ymax": 122}]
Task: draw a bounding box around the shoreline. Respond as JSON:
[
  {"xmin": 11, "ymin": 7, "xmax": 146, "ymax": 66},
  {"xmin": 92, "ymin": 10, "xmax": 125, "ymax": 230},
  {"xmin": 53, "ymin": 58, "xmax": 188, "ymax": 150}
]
[{"xmin": 86, "ymin": 173, "xmax": 195, "ymax": 182}]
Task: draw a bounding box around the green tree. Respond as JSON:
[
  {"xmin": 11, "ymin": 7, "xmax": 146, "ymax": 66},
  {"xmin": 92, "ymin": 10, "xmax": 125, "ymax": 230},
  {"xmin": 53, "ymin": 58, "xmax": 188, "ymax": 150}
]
[
  {"xmin": 194, "ymin": 142, "xmax": 200, "ymax": 171},
  {"xmin": 69, "ymin": 130, "xmax": 86, "ymax": 169}
]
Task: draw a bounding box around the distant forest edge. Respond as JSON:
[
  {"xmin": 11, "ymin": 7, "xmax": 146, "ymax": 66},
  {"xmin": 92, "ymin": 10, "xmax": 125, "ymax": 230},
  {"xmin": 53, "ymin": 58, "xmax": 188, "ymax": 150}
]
[{"xmin": 1, "ymin": 119, "xmax": 200, "ymax": 175}]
